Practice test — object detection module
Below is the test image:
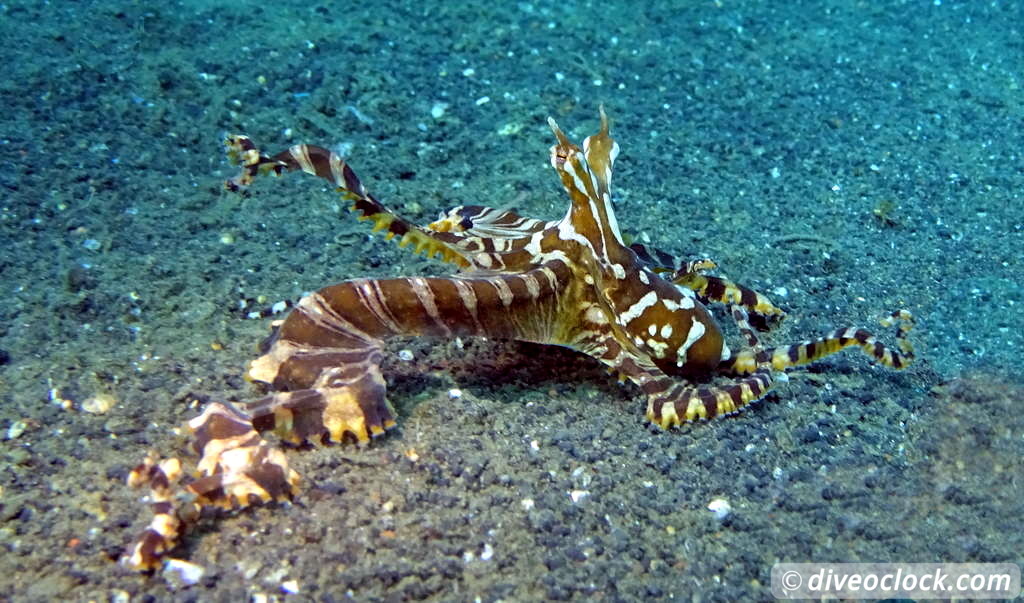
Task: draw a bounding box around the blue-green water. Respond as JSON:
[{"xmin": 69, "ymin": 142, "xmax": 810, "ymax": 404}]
[{"xmin": 0, "ymin": 1, "xmax": 1020, "ymax": 600}]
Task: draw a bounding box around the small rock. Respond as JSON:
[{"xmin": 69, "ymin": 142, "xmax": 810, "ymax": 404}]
[
  {"xmin": 707, "ymin": 497, "xmax": 732, "ymax": 520},
  {"xmin": 280, "ymin": 579, "xmax": 300, "ymax": 594},
  {"xmin": 162, "ymin": 558, "xmax": 205, "ymax": 588},
  {"xmin": 81, "ymin": 393, "xmax": 116, "ymax": 414},
  {"xmin": 5, "ymin": 420, "xmax": 27, "ymax": 440}
]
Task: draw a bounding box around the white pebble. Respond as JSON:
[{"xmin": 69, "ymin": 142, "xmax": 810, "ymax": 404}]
[
  {"xmin": 280, "ymin": 579, "xmax": 300, "ymax": 594},
  {"xmin": 397, "ymin": 349, "xmax": 414, "ymax": 362},
  {"xmin": 569, "ymin": 490, "xmax": 590, "ymax": 503},
  {"xmin": 707, "ymin": 497, "xmax": 732, "ymax": 520},
  {"xmin": 162, "ymin": 558, "xmax": 205, "ymax": 587},
  {"xmin": 81, "ymin": 393, "xmax": 116, "ymax": 414},
  {"xmin": 5, "ymin": 420, "xmax": 27, "ymax": 440},
  {"xmin": 448, "ymin": 388, "xmax": 462, "ymax": 400}
]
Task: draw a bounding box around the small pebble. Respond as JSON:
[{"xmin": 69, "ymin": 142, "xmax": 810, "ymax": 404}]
[
  {"xmin": 569, "ymin": 490, "xmax": 590, "ymax": 503},
  {"xmin": 5, "ymin": 420, "xmax": 27, "ymax": 440},
  {"xmin": 280, "ymin": 579, "xmax": 300, "ymax": 594},
  {"xmin": 707, "ymin": 497, "xmax": 732, "ymax": 520},
  {"xmin": 81, "ymin": 393, "xmax": 116, "ymax": 414},
  {"xmin": 162, "ymin": 558, "xmax": 205, "ymax": 588}
]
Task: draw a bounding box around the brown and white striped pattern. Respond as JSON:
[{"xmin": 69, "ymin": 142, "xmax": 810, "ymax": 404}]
[
  {"xmin": 123, "ymin": 402, "xmax": 299, "ymax": 570},
  {"xmin": 643, "ymin": 369, "xmax": 775, "ymax": 427},
  {"xmin": 226, "ymin": 262, "xmax": 576, "ymax": 450},
  {"xmin": 723, "ymin": 309, "xmax": 916, "ymax": 376},
  {"xmin": 123, "ymin": 456, "xmax": 183, "ymax": 571},
  {"xmin": 123, "ymin": 111, "xmax": 917, "ymax": 570}
]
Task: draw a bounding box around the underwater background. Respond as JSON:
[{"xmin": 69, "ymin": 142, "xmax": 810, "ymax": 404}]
[{"xmin": 0, "ymin": 0, "xmax": 1021, "ymax": 600}]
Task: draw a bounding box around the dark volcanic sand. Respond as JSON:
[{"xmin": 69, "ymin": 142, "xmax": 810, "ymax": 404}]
[{"xmin": 0, "ymin": 1, "xmax": 1020, "ymax": 600}]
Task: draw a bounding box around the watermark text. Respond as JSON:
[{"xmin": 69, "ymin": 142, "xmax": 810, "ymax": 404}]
[{"xmin": 772, "ymin": 563, "xmax": 1020, "ymax": 599}]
